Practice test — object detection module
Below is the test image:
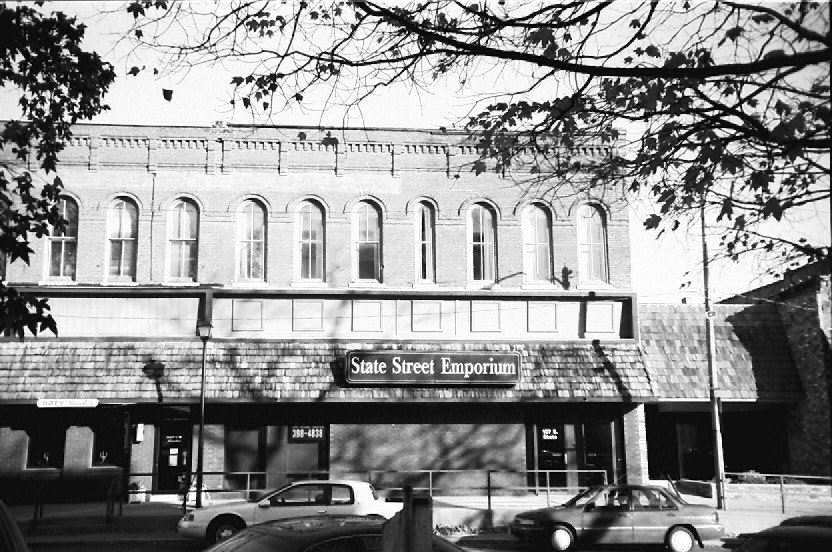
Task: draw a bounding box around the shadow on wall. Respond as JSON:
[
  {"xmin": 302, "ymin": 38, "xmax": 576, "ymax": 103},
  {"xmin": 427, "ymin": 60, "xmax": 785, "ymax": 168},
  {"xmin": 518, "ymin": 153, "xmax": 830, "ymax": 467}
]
[{"xmin": 329, "ymin": 423, "xmax": 526, "ymax": 494}]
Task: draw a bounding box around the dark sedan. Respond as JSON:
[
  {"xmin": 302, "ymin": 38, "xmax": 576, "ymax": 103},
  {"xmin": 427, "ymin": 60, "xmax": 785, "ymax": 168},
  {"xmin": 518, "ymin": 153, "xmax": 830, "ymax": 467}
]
[
  {"xmin": 510, "ymin": 484, "xmax": 723, "ymax": 552},
  {"xmin": 733, "ymin": 525, "xmax": 832, "ymax": 552},
  {"xmin": 205, "ymin": 516, "xmax": 467, "ymax": 552}
]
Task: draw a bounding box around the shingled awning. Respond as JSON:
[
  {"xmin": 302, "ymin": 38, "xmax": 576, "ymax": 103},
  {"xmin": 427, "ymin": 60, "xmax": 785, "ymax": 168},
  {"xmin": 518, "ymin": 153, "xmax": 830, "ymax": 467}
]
[
  {"xmin": 0, "ymin": 340, "xmax": 656, "ymax": 403},
  {"xmin": 638, "ymin": 303, "xmax": 802, "ymax": 401}
]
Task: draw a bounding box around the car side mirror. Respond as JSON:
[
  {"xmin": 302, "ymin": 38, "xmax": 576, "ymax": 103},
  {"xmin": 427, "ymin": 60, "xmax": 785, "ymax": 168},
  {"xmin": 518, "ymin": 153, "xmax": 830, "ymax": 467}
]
[
  {"xmin": 258, "ymin": 501, "xmax": 270, "ymax": 509},
  {"xmin": 585, "ymin": 503, "xmax": 596, "ymax": 512}
]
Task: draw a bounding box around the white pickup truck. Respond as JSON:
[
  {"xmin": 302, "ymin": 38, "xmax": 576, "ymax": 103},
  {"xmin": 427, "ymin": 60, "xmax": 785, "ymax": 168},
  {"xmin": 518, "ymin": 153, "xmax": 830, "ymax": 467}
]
[{"xmin": 178, "ymin": 479, "xmax": 403, "ymax": 543}]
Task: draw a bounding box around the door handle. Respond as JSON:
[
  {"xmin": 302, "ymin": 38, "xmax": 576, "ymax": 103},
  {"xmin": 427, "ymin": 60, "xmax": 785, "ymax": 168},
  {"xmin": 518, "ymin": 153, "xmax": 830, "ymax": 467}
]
[
  {"xmin": 667, "ymin": 513, "xmax": 677, "ymax": 517},
  {"xmin": 317, "ymin": 509, "xmax": 327, "ymax": 514}
]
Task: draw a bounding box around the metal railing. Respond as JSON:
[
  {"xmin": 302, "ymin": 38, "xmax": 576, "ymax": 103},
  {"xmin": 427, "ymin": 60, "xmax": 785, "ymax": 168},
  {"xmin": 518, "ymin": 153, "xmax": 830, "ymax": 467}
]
[
  {"xmin": 127, "ymin": 468, "xmax": 608, "ymax": 513},
  {"xmin": 724, "ymin": 471, "xmax": 832, "ymax": 514}
]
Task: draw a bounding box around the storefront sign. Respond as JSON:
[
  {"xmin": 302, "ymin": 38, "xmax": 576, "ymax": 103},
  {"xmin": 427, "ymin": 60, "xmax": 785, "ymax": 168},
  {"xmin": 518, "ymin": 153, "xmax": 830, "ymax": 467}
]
[
  {"xmin": 289, "ymin": 425, "xmax": 326, "ymax": 442},
  {"xmin": 37, "ymin": 398, "xmax": 99, "ymax": 408},
  {"xmin": 345, "ymin": 351, "xmax": 521, "ymax": 386}
]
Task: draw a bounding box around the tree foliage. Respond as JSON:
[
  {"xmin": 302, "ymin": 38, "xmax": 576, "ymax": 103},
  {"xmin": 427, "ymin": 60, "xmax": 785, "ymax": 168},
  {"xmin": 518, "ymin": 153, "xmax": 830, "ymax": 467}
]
[
  {"xmin": 127, "ymin": 0, "xmax": 830, "ymax": 276},
  {"xmin": 1, "ymin": 2, "xmax": 115, "ymax": 337}
]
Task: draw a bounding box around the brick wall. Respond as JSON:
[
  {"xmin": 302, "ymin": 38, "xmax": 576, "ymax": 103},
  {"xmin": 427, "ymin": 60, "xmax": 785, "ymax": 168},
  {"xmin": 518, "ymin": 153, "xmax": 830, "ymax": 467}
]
[
  {"xmin": 622, "ymin": 404, "xmax": 648, "ymax": 484},
  {"xmin": 0, "ymin": 428, "xmax": 27, "ymax": 474},
  {"xmin": 5, "ymin": 125, "xmax": 633, "ymax": 292},
  {"xmin": 330, "ymin": 423, "xmax": 526, "ymax": 491},
  {"xmin": 129, "ymin": 423, "xmax": 155, "ymax": 491},
  {"xmin": 778, "ymin": 283, "xmax": 832, "ymax": 476},
  {"xmin": 191, "ymin": 424, "xmax": 226, "ymax": 492}
]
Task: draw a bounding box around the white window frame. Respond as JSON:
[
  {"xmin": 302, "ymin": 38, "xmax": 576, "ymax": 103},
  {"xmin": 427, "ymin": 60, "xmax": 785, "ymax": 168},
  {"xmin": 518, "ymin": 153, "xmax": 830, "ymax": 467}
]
[
  {"xmin": 522, "ymin": 204, "xmax": 553, "ymax": 284},
  {"xmin": 577, "ymin": 203, "xmax": 609, "ymax": 284},
  {"xmin": 467, "ymin": 203, "xmax": 496, "ymax": 283},
  {"xmin": 167, "ymin": 199, "xmax": 199, "ymax": 282},
  {"xmin": 352, "ymin": 201, "xmax": 382, "ymax": 283},
  {"xmin": 236, "ymin": 200, "xmax": 266, "ymax": 282},
  {"xmin": 106, "ymin": 198, "xmax": 138, "ymax": 282},
  {"xmin": 47, "ymin": 196, "xmax": 79, "ymax": 281},
  {"xmin": 296, "ymin": 201, "xmax": 325, "ymax": 282},
  {"xmin": 414, "ymin": 202, "xmax": 435, "ymax": 284}
]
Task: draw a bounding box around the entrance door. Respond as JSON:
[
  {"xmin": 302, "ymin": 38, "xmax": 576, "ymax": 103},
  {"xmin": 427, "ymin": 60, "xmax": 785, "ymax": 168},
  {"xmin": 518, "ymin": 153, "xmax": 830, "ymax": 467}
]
[
  {"xmin": 581, "ymin": 422, "xmax": 614, "ymax": 486},
  {"xmin": 156, "ymin": 422, "xmax": 191, "ymax": 492}
]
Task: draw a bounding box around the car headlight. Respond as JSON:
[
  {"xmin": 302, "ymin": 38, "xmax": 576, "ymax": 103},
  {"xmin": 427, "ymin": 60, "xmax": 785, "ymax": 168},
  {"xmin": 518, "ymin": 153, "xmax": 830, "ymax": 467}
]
[
  {"xmin": 181, "ymin": 513, "xmax": 195, "ymax": 522},
  {"xmin": 513, "ymin": 518, "xmax": 537, "ymax": 526}
]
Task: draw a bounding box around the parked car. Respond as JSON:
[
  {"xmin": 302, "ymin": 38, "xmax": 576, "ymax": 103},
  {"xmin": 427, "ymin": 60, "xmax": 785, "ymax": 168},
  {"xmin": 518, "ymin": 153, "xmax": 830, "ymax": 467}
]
[
  {"xmin": 722, "ymin": 516, "xmax": 832, "ymax": 549},
  {"xmin": 205, "ymin": 516, "xmax": 467, "ymax": 552},
  {"xmin": 178, "ymin": 479, "xmax": 402, "ymax": 543},
  {"xmin": 509, "ymin": 484, "xmax": 724, "ymax": 552},
  {"xmin": 732, "ymin": 525, "xmax": 832, "ymax": 552}
]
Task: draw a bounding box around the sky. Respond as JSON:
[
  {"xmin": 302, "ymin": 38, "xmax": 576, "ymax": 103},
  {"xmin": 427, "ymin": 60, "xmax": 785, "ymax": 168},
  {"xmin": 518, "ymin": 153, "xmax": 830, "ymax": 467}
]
[{"xmin": 2, "ymin": 1, "xmax": 828, "ymax": 303}]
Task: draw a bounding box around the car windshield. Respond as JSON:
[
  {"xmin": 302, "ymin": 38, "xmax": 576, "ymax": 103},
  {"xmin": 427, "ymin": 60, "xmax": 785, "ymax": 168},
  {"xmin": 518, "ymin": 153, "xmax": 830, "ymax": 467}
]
[
  {"xmin": 247, "ymin": 483, "xmax": 293, "ymax": 503},
  {"xmin": 562, "ymin": 487, "xmax": 603, "ymax": 507}
]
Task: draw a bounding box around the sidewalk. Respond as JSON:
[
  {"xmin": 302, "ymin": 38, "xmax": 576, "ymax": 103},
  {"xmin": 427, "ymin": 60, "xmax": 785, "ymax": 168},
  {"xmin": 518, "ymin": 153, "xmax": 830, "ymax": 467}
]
[{"xmin": 9, "ymin": 492, "xmax": 826, "ymax": 548}]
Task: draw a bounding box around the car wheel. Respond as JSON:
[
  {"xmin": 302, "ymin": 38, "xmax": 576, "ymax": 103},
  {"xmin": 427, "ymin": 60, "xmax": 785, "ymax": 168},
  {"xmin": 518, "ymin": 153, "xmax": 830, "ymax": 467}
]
[
  {"xmin": 207, "ymin": 515, "xmax": 245, "ymax": 543},
  {"xmin": 666, "ymin": 526, "xmax": 695, "ymax": 552},
  {"xmin": 550, "ymin": 525, "xmax": 574, "ymax": 551}
]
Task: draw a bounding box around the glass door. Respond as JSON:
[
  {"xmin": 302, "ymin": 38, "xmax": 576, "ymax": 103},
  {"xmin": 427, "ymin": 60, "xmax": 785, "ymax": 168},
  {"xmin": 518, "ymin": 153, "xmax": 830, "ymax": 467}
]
[{"xmin": 155, "ymin": 422, "xmax": 191, "ymax": 492}]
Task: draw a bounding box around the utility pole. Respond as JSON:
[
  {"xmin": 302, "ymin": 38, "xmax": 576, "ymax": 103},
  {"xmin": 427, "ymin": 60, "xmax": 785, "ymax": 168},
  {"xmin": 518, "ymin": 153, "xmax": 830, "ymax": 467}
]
[{"xmin": 701, "ymin": 199, "xmax": 726, "ymax": 509}]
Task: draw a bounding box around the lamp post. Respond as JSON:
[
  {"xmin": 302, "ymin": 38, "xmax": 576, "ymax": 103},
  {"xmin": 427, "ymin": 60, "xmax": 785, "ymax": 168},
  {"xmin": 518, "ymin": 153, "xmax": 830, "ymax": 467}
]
[
  {"xmin": 195, "ymin": 321, "xmax": 212, "ymax": 508},
  {"xmin": 700, "ymin": 200, "xmax": 726, "ymax": 509}
]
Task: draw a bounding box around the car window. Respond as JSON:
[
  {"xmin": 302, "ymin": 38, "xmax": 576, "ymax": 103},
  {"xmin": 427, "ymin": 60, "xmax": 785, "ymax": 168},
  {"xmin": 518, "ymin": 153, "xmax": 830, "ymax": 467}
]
[
  {"xmin": 270, "ymin": 484, "xmax": 328, "ymax": 507},
  {"xmin": 585, "ymin": 489, "xmax": 630, "ymax": 511},
  {"xmin": 304, "ymin": 535, "xmax": 382, "ymax": 552},
  {"xmin": 632, "ymin": 488, "xmax": 675, "ymax": 510},
  {"xmin": 331, "ymin": 485, "xmax": 355, "ymax": 505}
]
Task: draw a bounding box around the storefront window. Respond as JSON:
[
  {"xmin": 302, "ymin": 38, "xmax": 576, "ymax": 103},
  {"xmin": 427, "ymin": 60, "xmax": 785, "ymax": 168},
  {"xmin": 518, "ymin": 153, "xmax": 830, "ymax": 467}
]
[
  {"xmin": 92, "ymin": 419, "xmax": 125, "ymax": 466},
  {"xmin": 534, "ymin": 421, "xmax": 617, "ymax": 488},
  {"xmin": 27, "ymin": 425, "xmax": 66, "ymax": 469},
  {"xmin": 225, "ymin": 426, "xmax": 267, "ymax": 491}
]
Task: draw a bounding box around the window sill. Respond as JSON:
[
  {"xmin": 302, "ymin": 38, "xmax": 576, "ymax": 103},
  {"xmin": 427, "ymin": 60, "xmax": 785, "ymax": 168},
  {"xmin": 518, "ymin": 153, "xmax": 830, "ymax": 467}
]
[
  {"xmin": 349, "ymin": 281, "xmax": 385, "ymax": 289},
  {"xmin": 521, "ymin": 282, "xmax": 558, "ymax": 290},
  {"xmin": 291, "ymin": 281, "xmax": 329, "ymax": 289},
  {"xmin": 465, "ymin": 282, "xmax": 501, "ymax": 290},
  {"xmin": 38, "ymin": 279, "xmax": 77, "ymax": 286},
  {"xmin": 576, "ymin": 281, "xmax": 613, "ymax": 290},
  {"xmin": 163, "ymin": 280, "xmax": 200, "ymax": 286},
  {"xmin": 102, "ymin": 280, "xmax": 139, "ymax": 286},
  {"xmin": 230, "ymin": 281, "xmax": 269, "ymax": 289},
  {"xmin": 412, "ymin": 282, "xmax": 439, "ymax": 289}
]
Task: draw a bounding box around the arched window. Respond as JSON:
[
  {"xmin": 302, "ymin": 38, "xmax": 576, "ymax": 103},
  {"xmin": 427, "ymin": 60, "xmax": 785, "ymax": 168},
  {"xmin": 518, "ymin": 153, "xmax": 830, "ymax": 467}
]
[
  {"xmin": 107, "ymin": 198, "xmax": 138, "ymax": 280},
  {"xmin": 168, "ymin": 198, "xmax": 199, "ymax": 281},
  {"xmin": 353, "ymin": 201, "xmax": 382, "ymax": 282},
  {"xmin": 577, "ymin": 204, "xmax": 609, "ymax": 284},
  {"xmin": 48, "ymin": 196, "xmax": 79, "ymax": 279},
  {"xmin": 297, "ymin": 201, "xmax": 325, "ymax": 281},
  {"xmin": 522, "ymin": 204, "xmax": 552, "ymax": 283},
  {"xmin": 237, "ymin": 200, "xmax": 266, "ymax": 281},
  {"xmin": 468, "ymin": 203, "xmax": 496, "ymax": 282},
  {"xmin": 415, "ymin": 201, "xmax": 435, "ymax": 283}
]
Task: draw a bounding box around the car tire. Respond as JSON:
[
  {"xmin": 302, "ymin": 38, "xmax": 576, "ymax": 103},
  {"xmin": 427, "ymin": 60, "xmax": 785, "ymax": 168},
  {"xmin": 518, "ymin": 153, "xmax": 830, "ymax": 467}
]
[
  {"xmin": 666, "ymin": 525, "xmax": 695, "ymax": 552},
  {"xmin": 550, "ymin": 525, "xmax": 574, "ymax": 551},
  {"xmin": 207, "ymin": 515, "xmax": 245, "ymax": 543}
]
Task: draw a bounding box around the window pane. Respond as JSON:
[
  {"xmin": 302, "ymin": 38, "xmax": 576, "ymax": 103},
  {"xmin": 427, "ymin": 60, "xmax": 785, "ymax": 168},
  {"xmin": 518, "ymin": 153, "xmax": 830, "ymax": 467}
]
[
  {"xmin": 109, "ymin": 242, "xmax": 123, "ymax": 276},
  {"xmin": 63, "ymin": 242, "xmax": 77, "ymax": 279},
  {"xmin": 250, "ymin": 242, "xmax": 264, "ymax": 279},
  {"xmin": 239, "ymin": 242, "xmax": 251, "ymax": 279},
  {"xmin": 186, "ymin": 203, "xmax": 198, "ymax": 238},
  {"xmin": 64, "ymin": 199, "xmax": 79, "ymax": 237},
  {"xmin": 50, "ymin": 242, "xmax": 63, "ymax": 277},
  {"xmin": 185, "ymin": 242, "xmax": 197, "ymax": 279},
  {"xmin": 358, "ymin": 243, "xmax": 377, "ymax": 279},
  {"xmin": 123, "ymin": 241, "xmax": 136, "ymax": 278},
  {"xmin": 472, "ymin": 244, "xmax": 483, "ymax": 281},
  {"xmin": 310, "ymin": 243, "xmax": 322, "ymax": 279},
  {"xmin": 170, "ymin": 243, "xmax": 183, "ymax": 278},
  {"xmin": 536, "ymin": 244, "xmax": 550, "ymax": 280}
]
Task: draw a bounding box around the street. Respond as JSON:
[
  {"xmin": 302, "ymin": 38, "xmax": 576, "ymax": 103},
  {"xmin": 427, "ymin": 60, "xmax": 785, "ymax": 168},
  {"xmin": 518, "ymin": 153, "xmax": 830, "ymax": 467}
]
[{"xmin": 28, "ymin": 538, "xmax": 728, "ymax": 552}]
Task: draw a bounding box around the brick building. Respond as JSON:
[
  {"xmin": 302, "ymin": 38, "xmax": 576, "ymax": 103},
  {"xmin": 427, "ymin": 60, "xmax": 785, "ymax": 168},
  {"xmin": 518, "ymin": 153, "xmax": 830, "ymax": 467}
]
[{"xmin": 0, "ymin": 123, "xmax": 825, "ymax": 502}]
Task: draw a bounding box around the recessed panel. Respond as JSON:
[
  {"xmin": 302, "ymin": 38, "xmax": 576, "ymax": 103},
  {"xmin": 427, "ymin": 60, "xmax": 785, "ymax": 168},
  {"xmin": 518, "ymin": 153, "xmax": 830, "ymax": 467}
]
[
  {"xmin": 293, "ymin": 299, "xmax": 324, "ymax": 331},
  {"xmin": 586, "ymin": 302, "xmax": 615, "ymax": 333},
  {"xmin": 232, "ymin": 299, "xmax": 263, "ymax": 331},
  {"xmin": 528, "ymin": 302, "xmax": 558, "ymax": 333},
  {"xmin": 352, "ymin": 300, "xmax": 383, "ymax": 332},
  {"xmin": 471, "ymin": 301, "xmax": 501, "ymax": 332},
  {"xmin": 412, "ymin": 300, "xmax": 442, "ymax": 332}
]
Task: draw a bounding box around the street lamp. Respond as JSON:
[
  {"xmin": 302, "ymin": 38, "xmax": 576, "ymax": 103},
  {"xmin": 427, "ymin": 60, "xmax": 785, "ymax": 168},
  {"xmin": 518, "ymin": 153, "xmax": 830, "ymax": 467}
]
[{"xmin": 195, "ymin": 320, "xmax": 212, "ymax": 508}]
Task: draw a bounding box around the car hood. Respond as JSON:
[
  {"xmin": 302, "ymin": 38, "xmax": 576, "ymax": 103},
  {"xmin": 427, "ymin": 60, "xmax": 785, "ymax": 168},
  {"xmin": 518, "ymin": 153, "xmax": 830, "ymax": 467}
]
[
  {"xmin": 194, "ymin": 499, "xmax": 254, "ymax": 517},
  {"xmin": 516, "ymin": 506, "xmax": 567, "ymax": 521}
]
